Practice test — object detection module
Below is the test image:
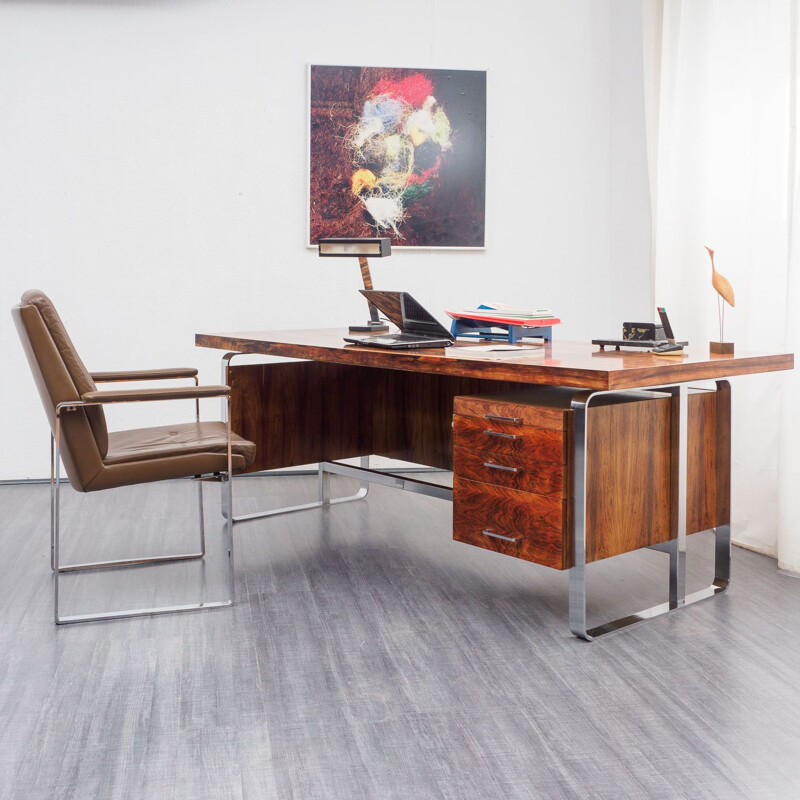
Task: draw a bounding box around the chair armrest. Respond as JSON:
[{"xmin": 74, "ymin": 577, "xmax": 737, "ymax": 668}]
[
  {"xmin": 90, "ymin": 368, "xmax": 199, "ymax": 383},
  {"xmin": 79, "ymin": 385, "xmax": 230, "ymax": 404}
]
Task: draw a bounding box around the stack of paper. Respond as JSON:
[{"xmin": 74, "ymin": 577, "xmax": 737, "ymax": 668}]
[{"xmin": 446, "ymin": 303, "xmax": 561, "ymax": 327}]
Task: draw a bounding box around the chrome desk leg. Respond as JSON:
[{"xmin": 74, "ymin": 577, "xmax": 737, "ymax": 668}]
[
  {"xmin": 319, "ymin": 463, "xmax": 331, "ymax": 507},
  {"xmin": 670, "ymin": 386, "xmax": 689, "ymax": 608},
  {"xmin": 568, "ymin": 383, "xmax": 731, "ymax": 641},
  {"xmin": 220, "ymin": 352, "xmax": 370, "ymax": 524},
  {"xmin": 568, "ymin": 389, "xmax": 595, "ymax": 640},
  {"xmin": 229, "ymin": 457, "xmax": 371, "ymax": 523}
]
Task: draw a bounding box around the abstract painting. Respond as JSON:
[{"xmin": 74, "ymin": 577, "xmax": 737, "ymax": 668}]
[{"xmin": 309, "ymin": 65, "xmax": 486, "ymax": 248}]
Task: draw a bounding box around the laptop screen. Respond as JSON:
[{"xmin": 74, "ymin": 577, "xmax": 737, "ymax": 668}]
[{"xmin": 360, "ymin": 291, "xmax": 454, "ymax": 339}]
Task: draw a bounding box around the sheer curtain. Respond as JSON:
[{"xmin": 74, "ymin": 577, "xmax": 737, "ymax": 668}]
[{"xmin": 644, "ymin": 0, "xmax": 800, "ymax": 573}]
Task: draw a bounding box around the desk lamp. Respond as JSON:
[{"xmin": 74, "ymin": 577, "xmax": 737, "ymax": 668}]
[{"xmin": 318, "ymin": 237, "xmax": 391, "ymax": 333}]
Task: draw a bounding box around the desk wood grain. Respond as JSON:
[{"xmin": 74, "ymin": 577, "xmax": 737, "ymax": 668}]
[{"xmin": 196, "ymin": 330, "xmax": 793, "ymax": 390}]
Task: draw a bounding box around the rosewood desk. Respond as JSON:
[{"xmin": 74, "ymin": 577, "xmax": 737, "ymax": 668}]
[{"xmin": 195, "ymin": 329, "xmax": 793, "ymax": 639}]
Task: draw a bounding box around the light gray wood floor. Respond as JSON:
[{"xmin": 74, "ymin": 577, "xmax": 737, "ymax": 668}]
[{"xmin": 1, "ymin": 473, "xmax": 799, "ymax": 800}]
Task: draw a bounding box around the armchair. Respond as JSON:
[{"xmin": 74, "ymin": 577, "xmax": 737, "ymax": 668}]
[{"xmin": 11, "ymin": 290, "xmax": 256, "ymax": 624}]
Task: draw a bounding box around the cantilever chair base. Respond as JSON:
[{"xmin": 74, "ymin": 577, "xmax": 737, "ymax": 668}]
[
  {"xmin": 52, "ymin": 415, "xmax": 236, "ymax": 625},
  {"xmin": 53, "ymin": 468, "xmax": 234, "ymax": 625},
  {"xmin": 57, "ymin": 600, "xmax": 233, "ymax": 626}
]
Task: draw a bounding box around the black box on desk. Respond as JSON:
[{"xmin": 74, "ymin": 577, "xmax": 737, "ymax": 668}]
[{"xmin": 623, "ymin": 322, "xmax": 666, "ymax": 341}]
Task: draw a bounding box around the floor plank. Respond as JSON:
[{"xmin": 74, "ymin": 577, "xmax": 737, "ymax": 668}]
[{"xmin": 0, "ymin": 475, "xmax": 798, "ymax": 799}]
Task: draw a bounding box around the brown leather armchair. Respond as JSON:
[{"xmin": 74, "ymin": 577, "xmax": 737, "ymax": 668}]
[{"xmin": 11, "ymin": 290, "xmax": 256, "ymax": 624}]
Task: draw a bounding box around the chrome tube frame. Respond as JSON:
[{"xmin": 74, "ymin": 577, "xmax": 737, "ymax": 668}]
[
  {"xmin": 220, "ymin": 352, "xmax": 371, "ymax": 523},
  {"xmin": 50, "ymin": 374, "xmax": 206, "ymax": 573},
  {"xmin": 568, "ymin": 380, "xmax": 731, "ymax": 640},
  {"xmin": 320, "ymin": 461, "xmax": 453, "ymax": 502},
  {"xmin": 52, "ymin": 393, "xmax": 234, "ymax": 624}
]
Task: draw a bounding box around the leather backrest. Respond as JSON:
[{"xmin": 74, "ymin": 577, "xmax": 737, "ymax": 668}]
[{"xmin": 12, "ymin": 292, "xmax": 107, "ymax": 491}]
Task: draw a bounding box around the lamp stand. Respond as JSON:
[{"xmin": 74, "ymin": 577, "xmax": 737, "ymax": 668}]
[{"xmin": 350, "ymin": 256, "xmax": 389, "ymax": 333}]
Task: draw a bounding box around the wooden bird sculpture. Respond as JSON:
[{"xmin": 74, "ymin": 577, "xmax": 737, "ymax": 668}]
[
  {"xmin": 705, "ymin": 245, "xmax": 735, "ymax": 346},
  {"xmin": 705, "ymin": 246, "xmax": 735, "ymax": 307}
]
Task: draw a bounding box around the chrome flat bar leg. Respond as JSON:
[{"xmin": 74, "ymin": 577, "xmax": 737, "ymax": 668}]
[
  {"xmin": 197, "ymin": 477, "xmax": 206, "ymax": 556},
  {"xmin": 568, "ymin": 382, "xmax": 730, "ymax": 640},
  {"xmin": 319, "ymin": 461, "xmax": 452, "ymax": 501},
  {"xmin": 221, "ymin": 473, "xmax": 232, "ymax": 521},
  {"xmin": 233, "ymin": 474, "xmax": 369, "ymax": 523},
  {"xmin": 232, "ymin": 460, "xmax": 371, "ymax": 524},
  {"xmin": 683, "ymin": 523, "xmax": 731, "ymax": 604},
  {"xmin": 669, "ymin": 385, "xmax": 688, "ymax": 608},
  {"xmin": 569, "ymin": 390, "xmax": 594, "ymax": 640},
  {"xmin": 220, "ymin": 352, "xmax": 372, "ymax": 524},
  {"xmin": 319, "ymin": 464, "xmax": 331, "ymax": 507},
  {"xmin": 714, "ymin": 523, "xmax": 731, "ymax": 586},
  {"xmin": 358, "ymin": 454, "xmax": 370, "ymax": 496}
]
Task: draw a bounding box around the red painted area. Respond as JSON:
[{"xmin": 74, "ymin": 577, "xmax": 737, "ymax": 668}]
[{"xmin": 371, "ymin": 74, "xmax": 434, "ymax": 107}]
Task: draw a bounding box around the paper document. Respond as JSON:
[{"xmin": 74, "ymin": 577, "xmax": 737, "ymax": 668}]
[{"xmin": 453, "ymin": 344, "xmax": 546, "ymax": 358}]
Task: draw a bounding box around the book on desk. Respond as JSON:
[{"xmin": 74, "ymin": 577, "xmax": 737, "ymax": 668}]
[{"xmin": 447, "ymin": 303, "xmax": 561, "ymax": 344}]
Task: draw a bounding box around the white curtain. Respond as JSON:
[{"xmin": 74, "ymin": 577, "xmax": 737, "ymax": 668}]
[{"xmin": 645, "ymin": 0, "xmax": 800, "ymax": 573}]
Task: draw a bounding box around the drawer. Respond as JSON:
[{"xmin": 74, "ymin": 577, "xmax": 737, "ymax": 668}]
[
  {"xmin": 453, "ymin": 414, "xmax": 566, "ymax": 464},
  {"xmin": 454, "ymin": 391, "xmax": 568, "ymax": 430},
  {"xmin": 453, "ymin": 478, "xmax": 567, "ymax": 569},
  {"xmin": 453, "ymin": 446, "xmax": 564, "ymax": 495}
]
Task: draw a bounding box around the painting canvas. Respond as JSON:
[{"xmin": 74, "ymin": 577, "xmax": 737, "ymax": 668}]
[{"xmin": 309, "ymin": 65, "xmax": 487, "ymax": 249}]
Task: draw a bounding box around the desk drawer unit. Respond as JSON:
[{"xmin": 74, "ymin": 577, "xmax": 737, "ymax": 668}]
[
  {"xmin": 453, "ymin": 389, "xmax": 573, "ymax": 569},
  {"xmin": 452, "ymin": 386, "xmax": 731, "ymax": 570}
]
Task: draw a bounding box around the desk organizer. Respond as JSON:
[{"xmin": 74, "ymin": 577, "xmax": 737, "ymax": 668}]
[{"xmin": 450, "ymin": 317, "xmax": 554, "ymax": 344}]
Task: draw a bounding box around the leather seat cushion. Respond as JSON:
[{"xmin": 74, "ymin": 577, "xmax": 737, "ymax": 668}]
[{"xmin": 105, "ymin": 421, "xmax": 256, "ymax": 466}]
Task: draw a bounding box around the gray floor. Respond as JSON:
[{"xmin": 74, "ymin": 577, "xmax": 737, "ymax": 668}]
[{"xmin": 1, "ymin": 473, "xmax": 799, "ymax": 800}]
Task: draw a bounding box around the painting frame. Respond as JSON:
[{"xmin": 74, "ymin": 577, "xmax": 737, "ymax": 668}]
[{"xmin": 308, "ymin": 64, "xmax": 487, "ymax": 250}]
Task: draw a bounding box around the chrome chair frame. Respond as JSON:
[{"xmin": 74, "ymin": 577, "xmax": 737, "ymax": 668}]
[{"xmin": 51, "ymin": 390, "xmax": 234, "ymax": 625}]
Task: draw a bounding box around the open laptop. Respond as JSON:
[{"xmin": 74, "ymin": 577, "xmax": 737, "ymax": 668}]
[{"xmin": 343, "ymin": 290, "xmax": 455, "ymax": 349}]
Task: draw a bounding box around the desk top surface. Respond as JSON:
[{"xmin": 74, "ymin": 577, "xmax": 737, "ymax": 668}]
[{"xmin": 196, "ymin": 329, "xmax": 794, "ymax": 391}]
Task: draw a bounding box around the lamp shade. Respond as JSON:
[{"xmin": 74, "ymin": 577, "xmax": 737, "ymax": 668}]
[{"xmin": 318, "ymin": 238, "xmax": 391, "ymax": 257}]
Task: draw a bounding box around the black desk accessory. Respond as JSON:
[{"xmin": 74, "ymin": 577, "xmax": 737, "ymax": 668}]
[
  {"xmin": 318, "ymin": 237, "xmax": 391, "ymax": 333},
  {"xmin": 623, "ymin": 322, "xmax": 665, "ymax": 341},
  {"xmin": 592, "ymin": 307, "xmax": 688, "ymax": 352},
  {"xmin": 651, "ymin": 307, "xmax": 685, "ymax": 356}
]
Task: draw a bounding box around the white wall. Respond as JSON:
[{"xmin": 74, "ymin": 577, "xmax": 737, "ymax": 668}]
[{"xmin": 0, "ymin": 0, "xmax": 651, "ymax": 480}]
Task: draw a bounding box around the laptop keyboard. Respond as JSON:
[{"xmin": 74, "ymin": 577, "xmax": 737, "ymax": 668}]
[{"xmin": 381, "ymin": 334, "xmax": 429, "ymax": 342}]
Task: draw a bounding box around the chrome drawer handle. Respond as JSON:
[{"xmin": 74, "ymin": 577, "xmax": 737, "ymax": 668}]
[
  {"xmin": 483, "ymin": 429, "xmax": 520, "ymax": 440},
  {"xmin": 484, "ymin": 413, "xmax": 522, "ymax": 424},
  {"xmin": 483, "ymin": 462, "xmax": 520, "ymax": 473},
  {"xmin": 481, "ymin": 529, "xmax": 522, "ymax": 543}
]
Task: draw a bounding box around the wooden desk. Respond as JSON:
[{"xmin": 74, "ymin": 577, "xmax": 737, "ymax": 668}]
[{"xmin": 196, "ymin": 330, "xmax": 793, "ymax": 639}]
